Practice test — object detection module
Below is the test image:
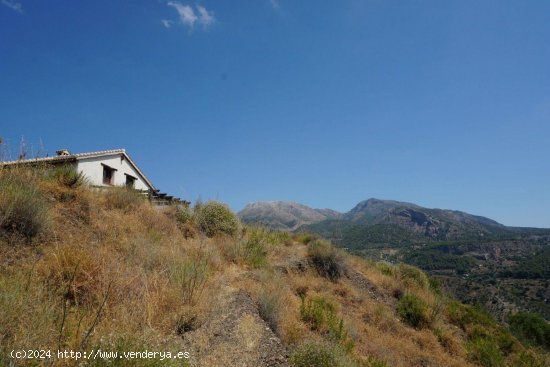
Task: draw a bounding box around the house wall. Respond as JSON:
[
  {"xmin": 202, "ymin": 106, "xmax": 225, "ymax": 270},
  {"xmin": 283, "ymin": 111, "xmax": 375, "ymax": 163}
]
[{"xmin": 76, "ymin": 154, "xmax": 151, "ymax": 191}]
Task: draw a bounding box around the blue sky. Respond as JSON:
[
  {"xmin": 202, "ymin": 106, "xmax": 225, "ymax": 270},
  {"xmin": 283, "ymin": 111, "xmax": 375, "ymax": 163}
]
[{"xmin": 1, "ymin": 1, "xmax": 549, "ymax": 227}]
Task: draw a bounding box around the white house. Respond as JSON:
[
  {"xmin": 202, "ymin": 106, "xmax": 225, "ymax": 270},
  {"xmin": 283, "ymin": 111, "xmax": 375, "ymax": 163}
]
[
  {"xmin": 64, "ymin": 149, "xmax": 155, "ymax": 191},
  {"xmin": 0, "ymin": 149, "xmax": 185, "ymax": 205}
]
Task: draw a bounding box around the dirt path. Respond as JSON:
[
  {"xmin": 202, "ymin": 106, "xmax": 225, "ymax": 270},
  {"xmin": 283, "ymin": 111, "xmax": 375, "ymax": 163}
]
[{"xmin": 181, "ymin": 276, "xmax": 289, "ymax": 367}]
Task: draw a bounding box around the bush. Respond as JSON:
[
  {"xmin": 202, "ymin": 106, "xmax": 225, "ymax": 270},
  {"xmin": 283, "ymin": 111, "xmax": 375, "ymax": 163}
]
[
  {"xmin": 220, "ymin": 227, "xmax": 284, "ymax": 267},
  {"xmin": 242, "ymin": 238, "xmax": 267, "ymax": 267},
  {"xmin": 376, "ymin": 262, "xmax": 396, "ymax": 277},
  {"xmin": 447, "ymin": 301, "xmax": 496, "ymax": 331},
  {"xmin": 242, "ymin": 227, "xmax": 289, "ymax": 267},
  {"xmin": 300, "ymin": 296, "xmax": 354, "ymax": 351},
  {"xmin": 46, "ymin": 164, "xmax": 87, "ymax": 188},
  {"xmin": 0, "ymin": 174, "xmax": 49, "ymax": 239},
  {"xmin": 289, "ymin": 341, "xmax": 359, "ymax": 367},
  {"xmin": 174, "ymin": 206, "xmax": 197, "ymax": 238},
  {"xmin": 290, "ymin": 341, "xmax": 338, "ymax": 367},
  {"xmin": 103, "ymin": 187, "xmax": 146, "ymax": 212},
  {"xmin": 396, "ymin": 294, "xmax": 429, "ymax": 329},
  {"xmin": 307, "ymin": 240, "xmax": 346, "ymax": 281},
  {"xmin": 175, "ymin": 206, "xmax": 194, "ymax": 225},
  {"xmin": 194, "ymin": 201, "xmax": 240, "ymax": 237},
  {"xmin": 509, "ymin": 312, "xmax": 550, "ymax": 350},
  {"xmin": 301, "ymin": 296, "xmax": 336, "ymax": 331},
  {"xmin": 397, "ymin": 264, "xmax": 429, "ymax": 289},
  {"xmin": 170, "ymin": 250, "xmax": 209, "ymax": 306},
  {"xmin": 467, "ymin": 337, "xmax": 505, "ymax": 367}
]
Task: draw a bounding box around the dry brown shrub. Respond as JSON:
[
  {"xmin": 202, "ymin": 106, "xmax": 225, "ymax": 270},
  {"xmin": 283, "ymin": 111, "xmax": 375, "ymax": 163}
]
[
  {"xmin": 37, "ymin": 245, "xmax": 104, "ymax": 306},
  {"xmin": 102, "ymin": 187, "xmax": 147, "ymax": 212},
  {"xmin": 137, "ymin": 206, "xmax": 180, "ymax": 236}
]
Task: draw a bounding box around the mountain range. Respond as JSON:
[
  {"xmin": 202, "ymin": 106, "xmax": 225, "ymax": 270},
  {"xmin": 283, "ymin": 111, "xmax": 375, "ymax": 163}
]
[
  {"xmin": 238, "ymin": 201, "xmax": 342, "ymax": 231},
  {"xmin": 238, "ymin": 198, "xmax": 542, "ymax": 247}
]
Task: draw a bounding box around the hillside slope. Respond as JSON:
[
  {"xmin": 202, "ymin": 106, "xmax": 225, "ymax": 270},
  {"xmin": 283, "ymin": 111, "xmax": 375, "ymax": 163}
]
[{"xmin": 1, "ymin": 168, "xmax": 549, "ymax": 367}]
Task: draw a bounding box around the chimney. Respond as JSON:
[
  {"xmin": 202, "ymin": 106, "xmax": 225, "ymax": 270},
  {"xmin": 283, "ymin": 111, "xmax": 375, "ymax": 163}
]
[{"xmin": 56, "ymin": 149, "xmax": 71, "ymax": 156}]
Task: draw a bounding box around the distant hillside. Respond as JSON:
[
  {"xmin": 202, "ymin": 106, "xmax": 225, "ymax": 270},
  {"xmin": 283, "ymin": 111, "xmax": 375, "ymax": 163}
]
[
  {"xmin": 238, "ymin": 201, "xmax": 341, "ymax": 231},
  {"xmin": 241, "ymin": 198, "xmax": 550, "ymax": 323},
  {"xmin": 307, "ymin": 198, "xmax": 516, "ymax": 247},
  {"xmin": 241, "ymin": 198, "xmax": 519, "ymax": 246}
]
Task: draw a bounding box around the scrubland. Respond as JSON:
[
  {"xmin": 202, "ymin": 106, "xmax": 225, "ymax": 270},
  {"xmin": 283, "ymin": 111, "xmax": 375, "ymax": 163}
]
[{"xmin": 0, "ymin": 165, "xmax": 548, "ymax": 367}]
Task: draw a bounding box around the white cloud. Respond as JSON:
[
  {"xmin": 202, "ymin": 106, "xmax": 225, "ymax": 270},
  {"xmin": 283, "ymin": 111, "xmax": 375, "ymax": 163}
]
[
  {"xmin": 1, "ymin": 0, "xmax": 23, "ymax": 13},
  {"xmin": 196, "ymin": 5, "xmax": 214, "ymax": 28},
  {"xmin": 165, "ymin": 2, "xmax": 215, "ymax": 31},
  {"xmin": 270, "ymin": 0, "xmax": 280, "ymax": 9},
  {"xmin": 161, "ymin": 19, "xmax": 174, "ymax": 28},
  {"xmin": 168, "ymin": 2, "xmax": 197, "ymax": 28}
]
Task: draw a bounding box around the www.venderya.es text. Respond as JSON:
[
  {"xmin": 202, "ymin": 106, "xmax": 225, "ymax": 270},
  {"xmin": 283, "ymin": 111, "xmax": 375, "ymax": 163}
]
[{"xmin": 10, "ymin": 349, "xmax": 190, "ymax": 361}]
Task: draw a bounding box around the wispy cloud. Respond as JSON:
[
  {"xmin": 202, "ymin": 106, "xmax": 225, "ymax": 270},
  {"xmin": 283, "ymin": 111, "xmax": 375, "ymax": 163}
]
[
  {"xmin": 1, "ymin": 0, "xmax": 23, "ymax": 13},
  {"xmin": 270, "ymin": 0, "xmax": 280, "ymax": 9},
  {"xmin": 166, "ymin": 2, "xmax": 215, "ymax": 31},
  {"xmin": 161, "ymin": 19, "xmax": 174, "ymax": 28},
  {"xmin": 196, "ymin": 5, "xmax": 214, "ymax": 27}
]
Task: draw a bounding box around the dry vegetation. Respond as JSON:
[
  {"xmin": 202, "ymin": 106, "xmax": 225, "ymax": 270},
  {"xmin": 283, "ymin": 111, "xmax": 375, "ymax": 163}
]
[{"xmin": 0, "ymin": 166, "xmax": 549, "ymax": 367}]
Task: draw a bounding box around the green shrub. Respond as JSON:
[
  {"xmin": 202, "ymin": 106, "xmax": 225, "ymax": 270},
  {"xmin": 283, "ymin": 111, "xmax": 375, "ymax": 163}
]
[
  {"xmin": 307, "ymin": 240, "xmax": 346, "ymax": 281},
  {"xmin": 46, "ymin": 164, "xmax": 87, "ymax": 188},
  {"xmin": 242, "ymin": 236, "xmax": 268, "ymax": 267},
  {"xmin": 103, "ymin": 187, "xmax": 146, "ymax": 212},
  {"xmin": 301, "ymin": 296, "xmax": 335, "ymax": 331},
  {"xmin": 396, "ymin": 294, "xmax": 429, "ymax": 329},
  {"xmin": 376, "ymin": 262, "xmax": 396, "ymax": 277},
  {"xmin": 0, "ymin": 174, "xmax": 49, "ymax": 239},
  {"xmin": 397, "ymin": 264, "xmax": 429, "ymax": 289},
  {"xmin": 290, "ymin": 341, "xmax": 338, "ymax": 367},
  {"xmin": 194, "ymin": 201, "xmax": 240, "ymax": 237},
  {"xmin": 300, "ymin": 296, "xmax": 354, "ymax": 351},
  {"xmin": 467, "ymin": 337, "xmax": 505, "ymax": 367},
  {"xmin": 289, "ymin": 341, "xmax": 359, "ymax": 367},
  {"xmin": 175, "ymin": 206, "xmax": 194, "ymax": 225},
  {"xmin": 447, "ymin": 301, "xmax": 496, "ymax": 331},
  {"xmin": 244, "ymin": 227, "xmax": 291, "ymax": 267},
  {"xmin": 509, "ymin": 312, "xmax": 550, "ymax": 350}
]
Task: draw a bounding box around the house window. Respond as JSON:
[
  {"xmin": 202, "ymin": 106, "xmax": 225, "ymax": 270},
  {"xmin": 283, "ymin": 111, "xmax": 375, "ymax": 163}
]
[
  {"xmin": 125, "ymin": 174, "xmax": 136, "ymax": 188},
  {"xmin": 102, "ymin": 164, "xmax": 116, "ymax": 185}
]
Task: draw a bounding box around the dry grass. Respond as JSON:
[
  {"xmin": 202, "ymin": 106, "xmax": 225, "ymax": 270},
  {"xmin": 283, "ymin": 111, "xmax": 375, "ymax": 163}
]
[{"xmin": 0, "ymin": 169, "xmax": 548, "ymax": 367}]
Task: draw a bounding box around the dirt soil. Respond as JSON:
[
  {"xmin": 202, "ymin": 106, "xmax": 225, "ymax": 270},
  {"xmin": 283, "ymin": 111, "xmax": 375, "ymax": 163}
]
[{"xmin": 181, "ymin": 280, "xmax": 289, "ymax": 367}]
